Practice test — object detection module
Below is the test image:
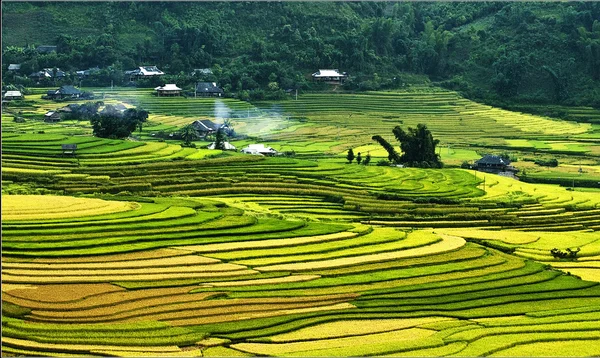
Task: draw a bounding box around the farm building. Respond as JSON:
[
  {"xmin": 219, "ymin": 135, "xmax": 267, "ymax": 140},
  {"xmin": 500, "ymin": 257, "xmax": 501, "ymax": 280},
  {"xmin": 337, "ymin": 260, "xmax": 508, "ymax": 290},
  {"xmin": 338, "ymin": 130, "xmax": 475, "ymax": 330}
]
[
  {"xmin": 312, "ymin": 69, "xmax": 348, "ymax": 84},
  {"xmin": 192, "ymin": 119, "xmax": 220, "ymax": 136},
  {"xmin": 8, "ymin": 64, "xmax": 21, "ymax": 71},
  {"xmin": 3, "ymin": 91, "xmax": 23, "ymax": 100},
  {"xmin": 192, "ymin": 68, "xmax": 213, "ymax": 76},
  {"xmin": 207, "ymin": 141, "xmax": 236, "ymax": 151},
  {"xmin": 76, "ymin": 67, "xmax": 101, "ymax": 78},
  {"xmin": 154, "ymin": 84, "xmax": 182, "ymax": 96},
  {"xmin": 241, "ymin": 144, "xmax": 278, "ymax": 156},
  {"xmin": 46, "ymin": 85, "xmax": 83, "ymax": 100},
  {"xmin": 44, "ymin": 111, "xmax": 62, "ymax": 122},
  {"xmin": 29, "ymin": 68, "xmax": 66, "ymax": 80},
  {"xmin": 125, "ymin": 66, "xmax": 164, "ymax": 80},
  {"xmin": 474, "ymin": 155, "xmax": 517, "ymax": 174},
  {"xmin": 35, "ymin": 45, "xmax": 57, "ymax": 54},
  {"xmin": 195, "ymin": 82, "xmax": 224, "ymax": 97}
]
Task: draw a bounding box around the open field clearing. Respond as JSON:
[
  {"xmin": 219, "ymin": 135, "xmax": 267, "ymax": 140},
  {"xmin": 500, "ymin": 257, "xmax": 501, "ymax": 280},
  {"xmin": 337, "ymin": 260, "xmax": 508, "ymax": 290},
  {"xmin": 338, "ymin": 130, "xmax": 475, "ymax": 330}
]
[{"xmin": 3, "ymin": 86, "xmax": 600, "ymax": 356}]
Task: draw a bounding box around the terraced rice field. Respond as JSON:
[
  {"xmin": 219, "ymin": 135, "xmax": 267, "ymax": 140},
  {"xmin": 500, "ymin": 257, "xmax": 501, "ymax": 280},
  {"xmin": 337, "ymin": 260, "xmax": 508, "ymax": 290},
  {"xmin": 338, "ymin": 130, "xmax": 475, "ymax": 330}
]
[{"xmin": 2, "ymin": 86, "xmax": 600, "ymax": 356}]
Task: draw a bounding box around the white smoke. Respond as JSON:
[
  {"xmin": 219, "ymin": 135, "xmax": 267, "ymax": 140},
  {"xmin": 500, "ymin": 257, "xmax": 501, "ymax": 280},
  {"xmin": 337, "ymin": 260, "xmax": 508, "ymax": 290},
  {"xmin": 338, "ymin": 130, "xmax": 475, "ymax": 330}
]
[{"xmin": 214, "ymin": 99, "xmax": 232, "ymax": 120}]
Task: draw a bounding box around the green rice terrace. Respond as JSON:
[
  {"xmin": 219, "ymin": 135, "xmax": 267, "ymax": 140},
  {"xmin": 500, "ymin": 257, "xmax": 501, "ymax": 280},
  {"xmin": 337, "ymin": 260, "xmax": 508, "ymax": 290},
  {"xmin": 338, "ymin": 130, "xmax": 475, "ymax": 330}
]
[{"xmin": 2, "ymin": 86, "xmax": 600, "ymax": 356}]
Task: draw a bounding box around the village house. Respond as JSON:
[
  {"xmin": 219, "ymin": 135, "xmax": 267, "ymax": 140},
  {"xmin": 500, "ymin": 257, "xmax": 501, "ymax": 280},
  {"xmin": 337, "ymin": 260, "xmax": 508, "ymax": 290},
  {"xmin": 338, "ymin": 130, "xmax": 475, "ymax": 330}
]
[
  {"xmin": 154, "ymin": 84, "xmax": 182, "ymax": 96},
  {"xmin": 207, "ymin": 141, "xmax": 237, "ymax": 151},
  {"xmin": 29, "ymin": 68, "xmax": 66, "ymax": 81},
  {"xmin": 35, "ymin": 45, "xmax": 57, "ymax": 54},
  {"xmin": 192, "ymin": 68, "xmax": 213, "ymax": 76},
  {"xmin": 195, "ymin": 82, "xmax": 224, "ymax": 97},
  {"xmin": 3, "ymin": 90, "xmax": 23, "ymax": 100},
  {"xmin": 474, "ymin": 155, "xmax": 518, "ymax": 175},
  {"xmin": 312, "ymin": 69, "xmax": 348, "ymax": 84},
  {"xmin": 46, "ymin": 85, "xmax": 83, "ymax": 100},
  {"xmin": 8, "ymin": 64, "xmax": 21, "ymax": 72},
  {"xmin": 125, "ymin": 66, "xmax": 164, "ymax": 80},
  {"xmin": 241, "ymin": 144, "xmax": 278, "ymax": 156},
  {"xmin": 76, "ymin": 67, "xmax": 101, "ymax": 78},
  {"xmin": 192, "ymin": 119, "xmax": 222, "ymax": 136},
  {"xmin": 44, "ymin": 111, "xmax": 62, "ymax": 122}
]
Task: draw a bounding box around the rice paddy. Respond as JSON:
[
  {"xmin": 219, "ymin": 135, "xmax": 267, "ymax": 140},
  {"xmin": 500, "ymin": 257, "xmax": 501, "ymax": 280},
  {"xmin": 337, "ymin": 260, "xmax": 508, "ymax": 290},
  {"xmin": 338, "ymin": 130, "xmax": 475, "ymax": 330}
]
[{"xmin": 2, "ymin": 86, "xmax": 600, "ymax": 356}]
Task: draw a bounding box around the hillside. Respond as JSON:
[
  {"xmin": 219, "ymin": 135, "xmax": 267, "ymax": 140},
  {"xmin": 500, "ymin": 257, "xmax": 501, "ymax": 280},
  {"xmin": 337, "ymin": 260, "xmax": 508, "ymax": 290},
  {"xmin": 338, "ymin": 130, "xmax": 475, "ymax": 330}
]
[{"xmin": 2, "ymin": 1, "xmax": 600, "ymax": 107}]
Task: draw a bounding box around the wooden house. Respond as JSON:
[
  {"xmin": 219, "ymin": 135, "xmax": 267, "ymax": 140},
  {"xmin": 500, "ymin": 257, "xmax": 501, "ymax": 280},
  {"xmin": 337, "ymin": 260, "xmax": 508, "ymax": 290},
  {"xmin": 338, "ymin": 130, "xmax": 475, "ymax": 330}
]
[
  {"xmin": 474, "ymin": 155, "xmax": 517, "ymax": 174},
  {"xmin": 3, "ymin": 91, "xmax": 23, "ymax": 100},
  {"xmin": 154, "ymin": 84, "xmax": 182, "ymax": 96},
  {"xmin": 195, "ymin": 82, "xmax": 224, "ymax": 97},
  {"xmin": 312, "ymin": 69, "xmax": 348, "ymax": 84},
  {"xmin": 46, "ymin": 85, "xmax": 83, "ymax": 100},
  {"xmin": 44, "ymin": 111, "xmax": 62, "ymax": 122}
]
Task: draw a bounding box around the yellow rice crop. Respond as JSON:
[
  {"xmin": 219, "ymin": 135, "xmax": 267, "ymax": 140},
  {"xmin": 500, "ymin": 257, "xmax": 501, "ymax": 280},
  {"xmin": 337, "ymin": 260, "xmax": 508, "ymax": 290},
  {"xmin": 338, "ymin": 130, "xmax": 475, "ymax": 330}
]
[
  {"xmin": 2, "ymin": 195, "xmax": 138, "ymax": 221},
  {"xmin": 169, "ymin": 302, "xmax": 355, "ymax": 326},
  {"xmin": 2, "ymin": 268, "xmax": 259, "ymax": 284},
  {"xmin": 3, "ymin": 286, "xmax": 196, "ymax": 310},
  {"xmin": 435, "ymin": 229, "xmax": 540, "ymax": 244},
  {"xmin": 267, "ymin": 317, "xmax": 450, "ymax": 342},
  {"xmin": 254, "ymin": 232, "xmax": 465, "ymax": 272},
  {"xmin": 3, "ymin": 255, "xmax": 230, "ymax": 270},
  {"xmin": 551, "ymin": 268, "xmax": 600, "ymax": 282},
  {"xmin": 201, "ymin": 274, "xmax": 321, "ymax": 287},
  {"xmin": 183, "ymin": 231, "xmax": 358, "ymax": 253},
  {"xmin": 2, "ymin": 337, "xmax": 181, "ymax": 354},
  {"xmin": 31, "ymin": 248, "xmax": 190, "ymax": 264},
  {"xmin": 233, "ymin": 328, "xmax": 435, "ymax": 356},
  {"xmin": 3, "ymin": 283, "xmax": 124, "ymax": 303}
]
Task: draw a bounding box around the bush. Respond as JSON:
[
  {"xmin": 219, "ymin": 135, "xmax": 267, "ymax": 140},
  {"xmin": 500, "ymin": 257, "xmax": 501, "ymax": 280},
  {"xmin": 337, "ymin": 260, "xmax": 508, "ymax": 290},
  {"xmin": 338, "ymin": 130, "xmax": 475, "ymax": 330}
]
[
  {"xmin": 534, "ymin": 158, "xmax": 558, "ymax": 167},
  {"xmin": 376, "ymin": 159, "xmax": 390, "ymax": 166}
]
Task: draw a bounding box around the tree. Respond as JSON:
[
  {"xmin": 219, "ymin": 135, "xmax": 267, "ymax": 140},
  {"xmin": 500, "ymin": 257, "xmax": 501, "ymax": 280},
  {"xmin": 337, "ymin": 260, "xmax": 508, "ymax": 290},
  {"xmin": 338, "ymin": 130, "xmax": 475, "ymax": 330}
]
[
  {"xmin": 346, "ymin": 148, "xmax": 355, "ymax": 163},
  {"xmin": 214, "ymin": 127, "xmax": 227, "ymax": 150},
  {"xmin": 363, "ymin": 153, "xmax": 371, "ymax": 165},
  {"xmin": 91, "ymin": 111, "xmax": 138, "ymax": 139},
  {"xmin": 123, "ymin": 108, "xmax": 149, "ymax": 132},
  {"xmin": 392, "ymin": 124, "xmax": 441, "ymax": 167},
  {"xmin": 371, "ymin": 135, "xmax": 401, "ymax": 163},
  {"xmin": 356, "ymin": 152, "xmax": 362, "ymax": 164},
  {"xmin": 180, "ymin": 124, "xmax": 199, "ymax": 146}
]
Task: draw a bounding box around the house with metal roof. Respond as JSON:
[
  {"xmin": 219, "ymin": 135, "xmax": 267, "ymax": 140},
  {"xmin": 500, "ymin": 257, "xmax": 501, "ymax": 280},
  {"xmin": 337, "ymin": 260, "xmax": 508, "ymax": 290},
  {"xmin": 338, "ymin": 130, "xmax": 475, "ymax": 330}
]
[
  {"xmin": 241, "ymin": 144, "xmax": 278, "ymax": 156},
  {"xmin": 46, "ymin": 85, "xmax": 83, "ymax": 100},
  {"xmin": 8, "ymin": 64, "xmax": 21, "ymax": 71},
  {"xmin": 125, "ymin": 66, "xmax": 164, "ymax": 80},
  {"xmin": 3, "ymin": 91, "xmax": 23, "ymax": 100},
  {"xmin": 154, "ymin": 84, "xmax": 182, "ymax": 96},
  {"xmin": 195, "ymin": 82, "xmax": 224, "ymax": 97},
  {"xmin": 312, "ymin": 69, "xmax": 348, "ymax": 84},
  {"xmin": 474, "ymin": 155, "xmax": 517, "ymax": 174},
  {"xmin": 29, "ymin": 68, "xmax": 66, "ymax": 80}
]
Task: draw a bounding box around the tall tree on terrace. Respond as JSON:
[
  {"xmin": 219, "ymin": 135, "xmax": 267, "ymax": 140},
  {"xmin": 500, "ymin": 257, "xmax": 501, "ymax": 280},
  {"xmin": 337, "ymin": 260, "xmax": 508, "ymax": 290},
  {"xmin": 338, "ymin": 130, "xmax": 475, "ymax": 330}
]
[
  {"xmin": 392, "ymin": 124, "xmax": 441, "ymax": 167},
  {"xmin": 346, "ymin": 148, "xmax": 355, "ymax": 163},
  {"xmin": 214, "ymin": 127, "xmax": 226, "ymax": 150},
  {"xmin": 371, "ymin": 135, "xmax": 401, "ymax": 163},
  {"xmin": 181, "ymin": 124, "xmax": 199, "ymax": 146}
]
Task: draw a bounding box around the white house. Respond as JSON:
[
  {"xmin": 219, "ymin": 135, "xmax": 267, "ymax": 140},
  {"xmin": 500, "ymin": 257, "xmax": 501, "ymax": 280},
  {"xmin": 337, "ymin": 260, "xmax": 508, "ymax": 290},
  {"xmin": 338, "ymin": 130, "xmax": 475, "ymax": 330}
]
[
  {"xmin": 311, "ymin": 69, "xmax": 348, "ymax": 84},
  {"xmin": 126, "ymin": 66, "xmax": 164, "ymax": 80},
  {"xmin": 207, "ymin": 141, "xmax": 236, "ymax": 151},
  {"xmin": 241, "ymin": 144, "xmax": 278, "ymax": 156},
  {"xmin": 3, "ymin": 91, "xmax": 23, "ymax": 100},
  {"xmin": 154, "ymin": 84, "xmax": 182, "ymax": 96}
]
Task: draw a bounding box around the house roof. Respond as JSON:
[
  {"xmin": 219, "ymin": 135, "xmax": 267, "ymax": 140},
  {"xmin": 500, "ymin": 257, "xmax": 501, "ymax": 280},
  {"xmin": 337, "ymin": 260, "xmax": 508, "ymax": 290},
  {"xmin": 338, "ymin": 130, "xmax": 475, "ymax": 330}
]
[
  {"xmin": 192, "ymin": 119, "xmax": 220, "ymax": 132},
  {"xmin": 207, "ymin": 141, "xmax": 236, "ymax": 150},
  {"xmin": 31, "ymin": 68, "xmax": 66, "ymax": 78},
  {"xmin": 312, "ymin": 69, "xmax": 346, "ymax": 77},
  {"xmin": 193, "ymin": 68, "xmax": 213, "ymax": 75},
  {"xmin": 45, "ymin": 111, "xmax": 58, "ymax": 116},
  {"xmin": 8, "ymin": 64, "xmax": 21, "ymax": 70},
  {"xmin": 4, "ymin": 91, "xmax": 23, "ymax": 97},
  {"xmin": 155, "ymin": 84, "xmax": 182, "ymax": 91},
  {"xmin": 196, "ymin": 82, "xmax": 224, "ymax": 93},
  {"xmin": 76, "ymin": 67, "xmax": 100, "ymax": 76},
  {"xmin": 36, "ymin": 45, "xmax": 57, "ymax": 53},
  {"xmin": 58, "ymin": 85, "xmax": 82, "ymax": 95},
  {"xmin": 241, "ymin": 144, "xmax": 277, "ymax": 154},
  {"xmin": 126, "ymin": 66, "xmax": 164, "ymax": 76},
  {"xmin": 476, "ymin": 155, "xmax": 510, "ymax": 166}
]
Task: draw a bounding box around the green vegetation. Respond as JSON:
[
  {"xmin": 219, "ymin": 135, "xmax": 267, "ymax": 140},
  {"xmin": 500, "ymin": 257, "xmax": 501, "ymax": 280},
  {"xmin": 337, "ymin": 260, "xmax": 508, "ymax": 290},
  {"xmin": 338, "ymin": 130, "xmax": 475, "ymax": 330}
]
[{"xmin": 2, "ymin": 3, "xmax": 600, "ymax": 355}]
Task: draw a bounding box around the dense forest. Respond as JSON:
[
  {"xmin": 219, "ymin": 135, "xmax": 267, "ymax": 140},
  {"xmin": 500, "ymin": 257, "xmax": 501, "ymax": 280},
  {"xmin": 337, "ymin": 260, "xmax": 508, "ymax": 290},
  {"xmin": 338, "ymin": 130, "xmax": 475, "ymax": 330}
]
[{"xmin": 2, "ymin": 1, "xmax": 600, "ymax": 106}]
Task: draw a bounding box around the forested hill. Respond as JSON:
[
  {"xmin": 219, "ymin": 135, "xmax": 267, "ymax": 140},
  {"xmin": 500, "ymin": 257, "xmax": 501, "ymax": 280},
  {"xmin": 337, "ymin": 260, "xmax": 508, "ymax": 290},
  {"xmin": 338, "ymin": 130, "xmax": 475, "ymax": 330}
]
[{"xmin": 2, "ymin": 1, "xmax": 600, "ymax": 106}]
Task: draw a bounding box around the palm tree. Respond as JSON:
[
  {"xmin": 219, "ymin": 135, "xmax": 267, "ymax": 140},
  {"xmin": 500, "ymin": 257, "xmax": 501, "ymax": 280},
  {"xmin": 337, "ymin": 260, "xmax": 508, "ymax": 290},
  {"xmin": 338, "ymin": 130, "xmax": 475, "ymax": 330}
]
[{"xmin": 181, "ymin": 124, "xmax": 199, "ymax": 145}]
